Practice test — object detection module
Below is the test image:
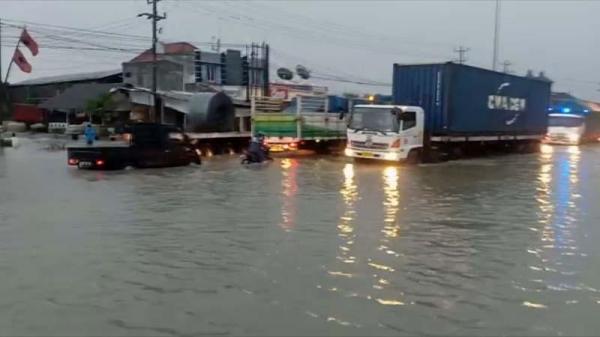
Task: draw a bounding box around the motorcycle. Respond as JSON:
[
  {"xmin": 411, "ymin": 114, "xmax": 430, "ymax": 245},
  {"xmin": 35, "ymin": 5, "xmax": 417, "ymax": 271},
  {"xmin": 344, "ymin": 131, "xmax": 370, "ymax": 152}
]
[{"xmin": 241, "ymin": 145, "xmax": 272, "ymax": 165}]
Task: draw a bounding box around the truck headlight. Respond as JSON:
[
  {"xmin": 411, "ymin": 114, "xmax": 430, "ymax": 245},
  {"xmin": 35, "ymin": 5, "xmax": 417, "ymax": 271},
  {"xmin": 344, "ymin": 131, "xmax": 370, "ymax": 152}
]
[
  {"xmin": 568, "ymin": 134, "xmax": 580, "ymax": 143},
  {"xmin": 383, "ymin": 152, "xmax": 400, "ymax": 161},
  {"xmin": 344, "ymin": 148, "xmax": 354, "ymax": 157}
]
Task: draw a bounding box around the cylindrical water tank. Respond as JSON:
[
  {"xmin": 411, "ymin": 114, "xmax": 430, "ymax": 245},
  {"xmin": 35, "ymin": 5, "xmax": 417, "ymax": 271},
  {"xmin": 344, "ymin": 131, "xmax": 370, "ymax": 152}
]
[{"xmin": 185, "ymin": 92, "xmax": 235, "ymax": 132}]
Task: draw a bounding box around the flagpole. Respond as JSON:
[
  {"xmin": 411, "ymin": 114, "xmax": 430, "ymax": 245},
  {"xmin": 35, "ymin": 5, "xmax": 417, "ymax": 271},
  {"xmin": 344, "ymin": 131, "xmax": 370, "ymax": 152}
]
[{"xmin": 4, "ymin": 27, "xmax": 23, "ymax": 83}]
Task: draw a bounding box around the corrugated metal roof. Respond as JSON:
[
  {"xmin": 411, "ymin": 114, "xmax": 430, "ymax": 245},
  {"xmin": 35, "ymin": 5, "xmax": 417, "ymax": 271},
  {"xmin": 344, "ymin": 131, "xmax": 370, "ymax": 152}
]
[
  {"xmin": 12, "ymin": 69, "xmax": 122, "ymax": 86},
  {"xmin": 39, "ymin": 83, "xmax": 119, "ymax": 111}
]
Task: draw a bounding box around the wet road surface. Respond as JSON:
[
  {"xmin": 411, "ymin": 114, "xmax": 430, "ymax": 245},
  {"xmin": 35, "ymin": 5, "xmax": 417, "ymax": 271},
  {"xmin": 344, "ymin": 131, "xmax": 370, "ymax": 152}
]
[{"xmin": 1, "ymin": 137, "xmax": 600, "ymax": 336}]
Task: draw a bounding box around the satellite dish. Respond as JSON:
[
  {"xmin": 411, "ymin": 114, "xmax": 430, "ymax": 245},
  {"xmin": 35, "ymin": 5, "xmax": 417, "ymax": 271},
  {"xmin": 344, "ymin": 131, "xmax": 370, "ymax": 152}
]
[
  {"xmin": 296, "ymin": 64, "xmax": 311, "ymax": 80},
  {"xmin": 277, "ymin": 67, "xmax": 294, "ymax": 80}
]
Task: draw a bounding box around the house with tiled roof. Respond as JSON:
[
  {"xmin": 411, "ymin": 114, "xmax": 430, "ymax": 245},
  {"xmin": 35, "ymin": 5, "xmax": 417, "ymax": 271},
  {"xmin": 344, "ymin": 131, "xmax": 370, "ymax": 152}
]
[{"xmin": 122, "ymin": 41, "xmax": 268, "ymax": 97}]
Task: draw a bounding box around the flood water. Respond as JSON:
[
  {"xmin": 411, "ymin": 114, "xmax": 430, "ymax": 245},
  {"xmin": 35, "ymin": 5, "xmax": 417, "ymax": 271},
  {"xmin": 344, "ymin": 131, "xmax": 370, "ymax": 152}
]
[{"xmin": 1, "ymin": 136, "xmax": 600, "ymax": 336}]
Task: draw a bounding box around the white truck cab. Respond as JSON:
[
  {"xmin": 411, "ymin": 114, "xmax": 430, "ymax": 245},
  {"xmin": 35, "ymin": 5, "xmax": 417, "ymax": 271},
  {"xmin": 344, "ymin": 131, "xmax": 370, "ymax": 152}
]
[
  {"xmin": 545, "ymin": 113, "xmax": 585, "ymax": 145},
  {"xmin": 344, "ymin": 105, "xmax": 425, "ymax": 162}
]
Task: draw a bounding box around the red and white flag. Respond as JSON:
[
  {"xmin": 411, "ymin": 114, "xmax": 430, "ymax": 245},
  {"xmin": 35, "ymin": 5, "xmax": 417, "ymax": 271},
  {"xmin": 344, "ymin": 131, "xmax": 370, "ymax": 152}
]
[
  {"xmin": 20, "ymin": 28, "xmax": 39, "ymax": 56},
  {"xmin": 12, "ymin": 49, "xmax": 32, "ymax": 73}
]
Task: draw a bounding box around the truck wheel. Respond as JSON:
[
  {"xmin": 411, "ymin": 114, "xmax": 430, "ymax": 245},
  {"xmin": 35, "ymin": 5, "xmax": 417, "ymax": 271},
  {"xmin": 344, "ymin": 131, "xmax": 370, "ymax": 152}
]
[
  {"xmin": 422, "ymin": 148, "xmax": 444, "ymax": 163},
  {"xmin": 135, "ymin": 160, "xmax": 149, "ymax": 169},
  {"xmin": 406, "ymin": 149, "xmax": 422, "ymax": 164}
]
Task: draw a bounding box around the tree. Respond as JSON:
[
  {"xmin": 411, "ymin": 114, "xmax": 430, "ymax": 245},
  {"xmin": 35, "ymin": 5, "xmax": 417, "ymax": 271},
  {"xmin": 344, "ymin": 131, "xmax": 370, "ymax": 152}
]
[
  {"xmin": 0, "ymin": 82, "xmax": 11, "ymax": 122},
  {"xmin": 85, "ymin": 93, "xmax": 114, "ymax": 125}
]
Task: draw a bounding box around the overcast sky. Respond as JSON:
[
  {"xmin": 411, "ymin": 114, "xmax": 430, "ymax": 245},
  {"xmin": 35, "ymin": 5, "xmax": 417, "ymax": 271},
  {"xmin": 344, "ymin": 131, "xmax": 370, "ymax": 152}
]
[{"xmin": 1, "ymin": 0, "xmax": 599, "ymax": 99}]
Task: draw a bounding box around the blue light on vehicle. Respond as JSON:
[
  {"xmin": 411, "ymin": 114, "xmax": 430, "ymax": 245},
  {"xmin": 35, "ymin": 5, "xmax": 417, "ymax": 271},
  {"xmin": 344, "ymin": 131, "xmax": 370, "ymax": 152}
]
[
  {"xmin": 562, "ymin": 107, "xmax": 571, "ymax": 113},
  {"xmin": 548, "ymin": 107, "xmax": 553, "ymax": 111},
  {"xmin": 584, "ymin": 109, "xmax": 589, "ymax": 113}
]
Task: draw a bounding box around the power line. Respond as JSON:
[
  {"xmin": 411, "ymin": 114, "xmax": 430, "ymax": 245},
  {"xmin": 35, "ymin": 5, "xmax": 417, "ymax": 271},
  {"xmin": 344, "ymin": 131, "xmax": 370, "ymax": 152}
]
[
  {"xmin": 177, "ymin": 1, "xmax": 452, "ymax": 61},
  {"xmin": 228, "ymin": 1, "xmax": 455, "ymax": 50},
  {"xmin": 0, "ymin": 22, "xmax": 151, "ymax": 52},
  {"xmin": 0, "ymin": 18, "xmax": 150, "ymax": 42},
  {"xmin": 312, "ymin": 75, "xmax": 391, "ymax": 87}
]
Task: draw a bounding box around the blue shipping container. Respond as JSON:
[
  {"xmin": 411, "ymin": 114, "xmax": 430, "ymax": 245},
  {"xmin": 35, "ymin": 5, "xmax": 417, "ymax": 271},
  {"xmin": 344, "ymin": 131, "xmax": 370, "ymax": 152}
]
[{"xmin": 393, "ymin": 63, "xmax": 551, "ymax": 136}]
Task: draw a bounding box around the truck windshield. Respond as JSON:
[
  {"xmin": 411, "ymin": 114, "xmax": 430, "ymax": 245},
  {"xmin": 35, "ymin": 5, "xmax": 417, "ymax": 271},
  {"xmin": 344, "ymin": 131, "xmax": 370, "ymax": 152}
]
[
  {"xmin": 549, "ymin": 116, "xmax": 584, "ymax": 128},
  {"xmin": 349, "ymin": 107, "xmax": 399, "ymax": 132}
]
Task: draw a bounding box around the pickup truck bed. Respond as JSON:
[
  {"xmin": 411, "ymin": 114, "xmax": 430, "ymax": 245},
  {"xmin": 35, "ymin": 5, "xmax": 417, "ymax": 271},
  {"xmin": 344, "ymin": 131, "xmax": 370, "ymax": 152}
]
[
  {"xmin": 68, "ymin": 143, "xmax": 201, "ymax": 170},
  {"xmin": 67, "ymin": 142, "xmax": 132, "ymax": 170}
]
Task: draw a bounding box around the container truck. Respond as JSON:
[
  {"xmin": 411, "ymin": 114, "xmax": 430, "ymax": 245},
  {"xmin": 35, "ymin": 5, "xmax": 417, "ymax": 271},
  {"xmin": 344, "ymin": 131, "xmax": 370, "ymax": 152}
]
[{"xmin": 344, "ymin": 63, "xmax": 552, "ymax": 163}]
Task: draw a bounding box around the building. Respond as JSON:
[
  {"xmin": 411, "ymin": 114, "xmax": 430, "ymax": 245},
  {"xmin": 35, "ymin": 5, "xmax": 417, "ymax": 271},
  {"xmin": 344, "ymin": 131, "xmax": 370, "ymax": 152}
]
[
  {"xmin": 122, "ymin": 41, "xmax": 269, "ymax": 100},
  {"xmin": 39, "ymin": 83, "xmax": 129, "ymax": 125},
  {"xmin": 9, "ymin": 69, "xmax": 122, "ymax": 105}
]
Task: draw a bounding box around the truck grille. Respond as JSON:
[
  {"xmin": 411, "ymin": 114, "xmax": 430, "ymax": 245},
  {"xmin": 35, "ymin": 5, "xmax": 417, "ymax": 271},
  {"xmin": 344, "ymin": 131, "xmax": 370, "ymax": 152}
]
[
  {"xmin": 549, "ymin": 134, "xmax": 571, "ymax": 142},
  {"xmin": 350, "ymin": 140, "xmax": 388, "ymax": 150}
]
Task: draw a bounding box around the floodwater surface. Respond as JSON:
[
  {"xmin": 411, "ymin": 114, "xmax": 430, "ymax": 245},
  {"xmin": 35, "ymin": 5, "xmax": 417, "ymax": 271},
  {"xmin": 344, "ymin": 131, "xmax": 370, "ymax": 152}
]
[{"xmin": 1, "ymin": 137, "xmax": 599, "ymax": 336}]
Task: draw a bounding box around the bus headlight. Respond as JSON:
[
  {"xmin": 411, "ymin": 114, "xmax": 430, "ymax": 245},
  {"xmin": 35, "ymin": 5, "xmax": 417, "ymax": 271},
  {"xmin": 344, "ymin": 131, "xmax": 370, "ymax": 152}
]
[{"xmin": 344, "ymin": 148, "xmax": 354, "ymax": 157}]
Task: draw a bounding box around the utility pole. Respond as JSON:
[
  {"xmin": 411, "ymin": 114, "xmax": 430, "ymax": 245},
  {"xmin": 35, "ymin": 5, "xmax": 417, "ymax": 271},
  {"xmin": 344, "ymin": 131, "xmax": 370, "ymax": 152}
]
[
  {"xmin": 0, "ymin": 18, "xmax": 3, "ymax": 83},
  {"xmin": 262, "ymin": 42, "xmax": 270, "ymax": 97},
  {"xmin": 138, "ymin": 0, "xmax": 166, "ymax": 123},
  {"xmin": 492, "ymin": 0, "xmax": 501, "ymax": 71},
  {"xmin": 502, "ymin": 60, "xmax": 512, "ymax": 74},
  {"xmin": 453, "ymin": 46, "xmax": 470, "ymax": 64},
  {"xmin": 0, "ymin": 18, "xmax": 4, "ymax": 123}
]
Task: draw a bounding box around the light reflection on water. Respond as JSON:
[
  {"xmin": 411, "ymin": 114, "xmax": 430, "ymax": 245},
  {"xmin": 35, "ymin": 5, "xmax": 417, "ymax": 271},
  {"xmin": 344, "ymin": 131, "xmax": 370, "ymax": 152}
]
[
  {"xmin": 529, "ymin": 144, "xmax": 590, "ymax": 309},
  {"xmin": 337, "ymin": 164, "xmax": 358, "ymax": 265},
  {"xmin": 382, "ymin": 166, "xmax": 401, "ymax": 240},
  {"xmin": 280, "ymin": 158, "xmax": 298, "ymax": 230}
]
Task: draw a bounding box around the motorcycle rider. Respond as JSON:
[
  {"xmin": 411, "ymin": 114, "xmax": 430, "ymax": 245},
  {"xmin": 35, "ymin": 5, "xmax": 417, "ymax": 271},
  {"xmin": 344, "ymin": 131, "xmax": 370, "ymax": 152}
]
[{"xmin": 245, "ymin": 133, "xmax": 270, "ymax": 163}]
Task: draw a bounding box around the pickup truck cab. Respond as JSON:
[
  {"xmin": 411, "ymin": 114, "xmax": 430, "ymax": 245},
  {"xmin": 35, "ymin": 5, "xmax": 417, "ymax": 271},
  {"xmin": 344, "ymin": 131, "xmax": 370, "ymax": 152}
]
[{"xmin": 67, "ymin": 123, "xmax": 201, "ymax": 170}]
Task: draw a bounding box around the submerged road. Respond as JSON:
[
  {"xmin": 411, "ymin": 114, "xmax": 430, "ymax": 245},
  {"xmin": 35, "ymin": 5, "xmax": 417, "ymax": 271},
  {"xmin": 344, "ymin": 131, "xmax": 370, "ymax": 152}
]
[{"xmin": 1, "ymin": 136, "xmax": 599, "ymax": 336}]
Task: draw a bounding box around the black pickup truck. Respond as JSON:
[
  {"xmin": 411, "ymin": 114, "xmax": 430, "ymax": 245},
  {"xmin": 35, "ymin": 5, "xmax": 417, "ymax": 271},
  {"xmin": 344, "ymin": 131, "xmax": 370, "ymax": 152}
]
[{"xmin": 67, "ymin": 123, "xmax": 202, "ymax": 170}]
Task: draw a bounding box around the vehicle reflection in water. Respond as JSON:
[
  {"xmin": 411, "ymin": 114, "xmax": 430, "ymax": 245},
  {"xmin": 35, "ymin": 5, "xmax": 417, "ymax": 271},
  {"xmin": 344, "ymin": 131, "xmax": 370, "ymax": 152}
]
[{"xmin": 279, "ymin": 158, "xmax": 298, "ymax": 231}]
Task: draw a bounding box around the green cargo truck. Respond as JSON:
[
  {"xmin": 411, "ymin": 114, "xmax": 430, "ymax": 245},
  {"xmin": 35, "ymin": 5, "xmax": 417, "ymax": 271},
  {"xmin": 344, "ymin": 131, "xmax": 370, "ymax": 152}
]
[{"xmin": 251, "ymin": 95, "xmax": 347, "ymax": 152}]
